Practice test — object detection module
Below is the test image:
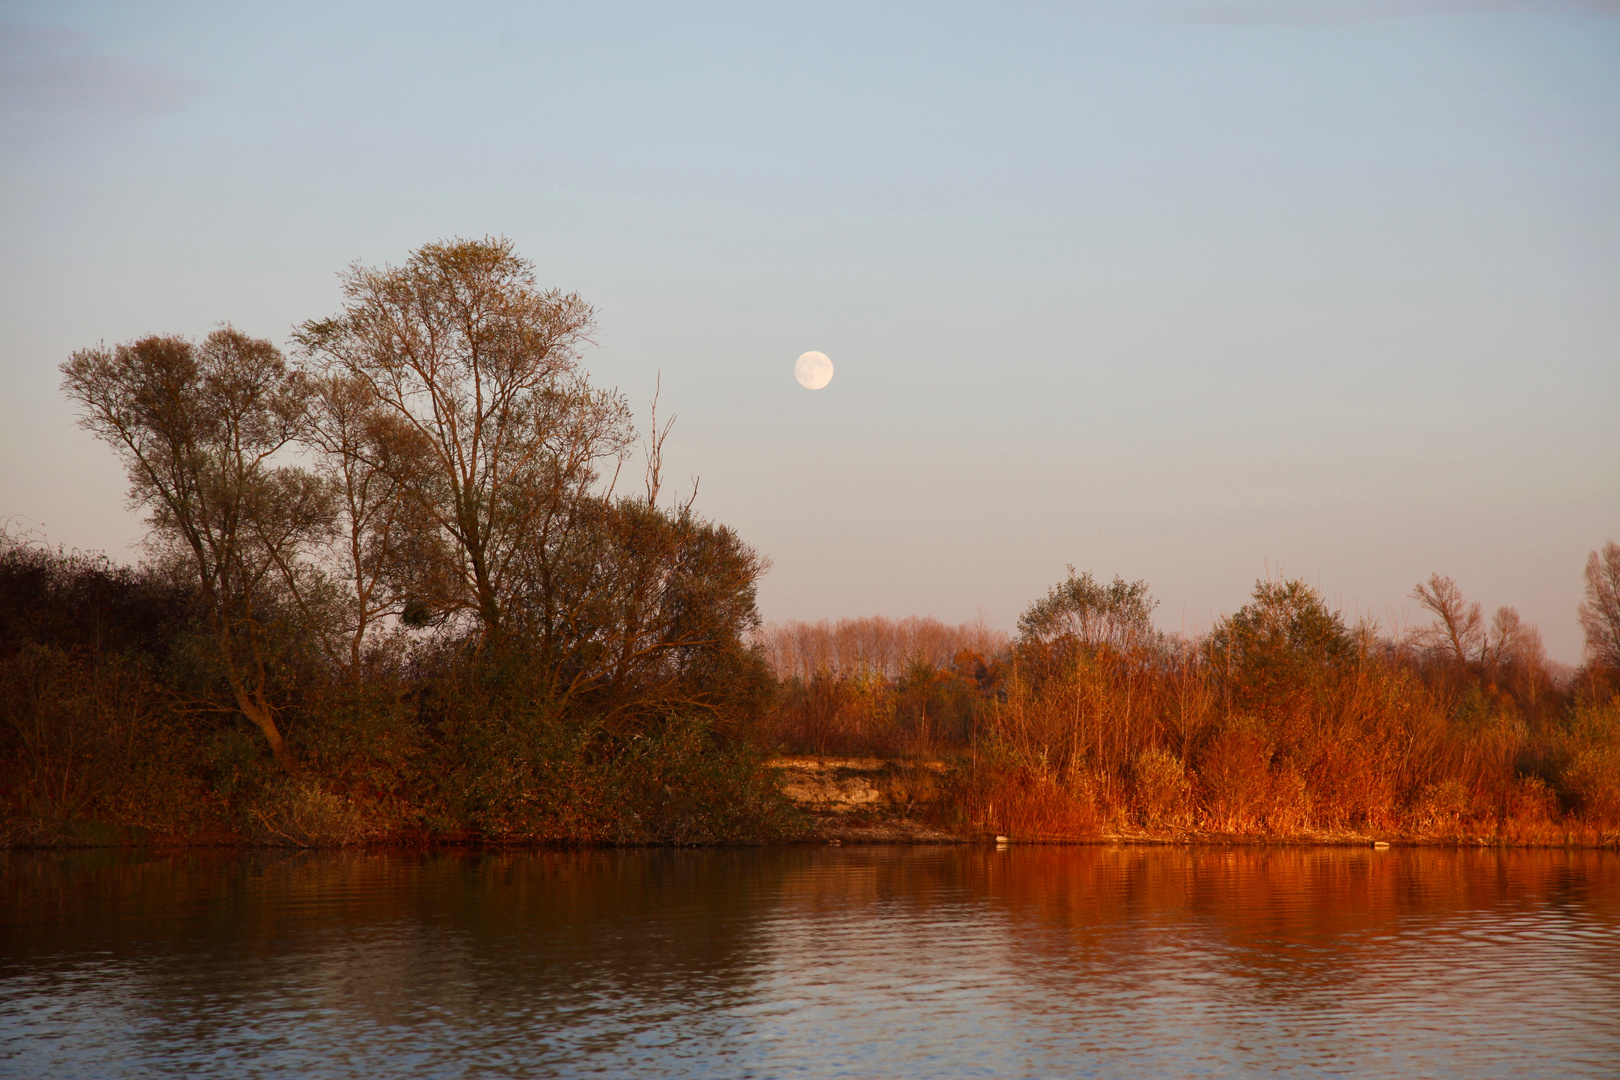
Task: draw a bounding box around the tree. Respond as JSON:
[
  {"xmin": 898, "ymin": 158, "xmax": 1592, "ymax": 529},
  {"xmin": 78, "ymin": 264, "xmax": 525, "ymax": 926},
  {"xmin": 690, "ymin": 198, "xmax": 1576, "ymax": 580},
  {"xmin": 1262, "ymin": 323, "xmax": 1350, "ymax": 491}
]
[
  {"xmin": 1017, "ymin": 566, "xmax": 1158, "ymax": 654},
  {"xmin": 299, "ymin": 371, "xmax": 412, "ymax": 671},
  {"xmin": 1580, "ymin": 541, "xmax": 1620, "ymax": 670},
  {"xmin": 1487, "ymin": 606, "xmax": 1541, "ymax": 670},
  {"xmin": 1411, "ymin": 573, "xmax": 1484, "ymax": 665},
  {"xmin": 294, "ymin": 237, "xmax": 633, "ymax": 648},
  {"xmin": 1207, "ymin": 578, "xmax": 1353, "ymax": 715},
  {"xmin": 60, "ymin": 329, "xmax": 326, "ymax": 769},
  {"xmin": 507, "ymin": 497, "xmax": 771, "ymax": 723}
]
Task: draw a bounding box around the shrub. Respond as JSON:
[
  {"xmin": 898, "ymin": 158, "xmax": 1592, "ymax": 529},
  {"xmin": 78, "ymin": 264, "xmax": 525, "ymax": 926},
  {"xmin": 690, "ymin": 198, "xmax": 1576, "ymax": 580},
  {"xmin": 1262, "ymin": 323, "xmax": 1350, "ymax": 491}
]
[
  {"xmin": 1132, "ymin": 746, "xmax": 1192, "ymax": 829},
  {"xmin": 1558, "ymin": 698, "xmax": 1620, "ymax": 826},
  {"xmin": 1197, "ymin": 723, "xmax": 1273, "ymax": 831}
]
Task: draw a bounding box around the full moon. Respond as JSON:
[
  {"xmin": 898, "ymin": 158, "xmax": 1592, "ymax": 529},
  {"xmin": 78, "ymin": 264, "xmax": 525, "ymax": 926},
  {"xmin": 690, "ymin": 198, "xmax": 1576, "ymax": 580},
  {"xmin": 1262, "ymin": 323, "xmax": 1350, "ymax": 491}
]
[{"xmin": 795, "ymin": 351, "xmax": 834, "ymax": 390}]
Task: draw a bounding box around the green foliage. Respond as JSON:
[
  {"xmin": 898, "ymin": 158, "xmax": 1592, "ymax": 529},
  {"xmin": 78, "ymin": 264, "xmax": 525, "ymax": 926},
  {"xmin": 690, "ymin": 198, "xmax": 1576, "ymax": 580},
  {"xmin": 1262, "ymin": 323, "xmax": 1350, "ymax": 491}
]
[{"xmin": 1207, "ymin": 579, "xmax": 1354, "ymax": 717}]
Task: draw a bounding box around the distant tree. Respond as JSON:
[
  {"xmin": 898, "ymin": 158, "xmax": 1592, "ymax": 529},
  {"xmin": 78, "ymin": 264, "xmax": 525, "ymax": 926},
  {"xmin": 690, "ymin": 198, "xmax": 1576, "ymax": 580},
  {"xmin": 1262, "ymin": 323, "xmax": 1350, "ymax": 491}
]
[
  {"xmin": 1579, "ymin": 541, "xmax": 1620, "ymax": 670},
  {"xmin": 1411, "ymin": 573, "xmax": 1485, "ymax": 665},
  {"xmin": 1485, "ymin": 604, "xmax": 1552, "ymax": 712},
  {"xmin": 1487, "ymin": 606, "xmax": 1540, "ymax": 670},
  {"xmin": 1017, "ymin": 566, "xmax": 1158, "ymax": 654},
  {"xmin": 60, "ymin": 330, "xmax": 327, "ymax": 769},
  {"xmin": 757, "ymin": 616, "xmax": 1007, "ymax": 683},
  {"xmin": 294, "ymin": 237, "xmax": 633, "ymax": 649}
]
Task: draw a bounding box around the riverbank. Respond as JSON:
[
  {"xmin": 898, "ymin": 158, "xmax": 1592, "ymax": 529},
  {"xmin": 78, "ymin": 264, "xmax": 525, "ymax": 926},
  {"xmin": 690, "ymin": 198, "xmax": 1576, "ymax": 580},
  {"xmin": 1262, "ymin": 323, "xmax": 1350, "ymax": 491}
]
[
  {"xmin": 5, "ymin": 755, "xmax": 1616, "ymax": 850},
  {"xmin": 769, "ymin": 757, "xmax": 1620, "ymax": 848}
]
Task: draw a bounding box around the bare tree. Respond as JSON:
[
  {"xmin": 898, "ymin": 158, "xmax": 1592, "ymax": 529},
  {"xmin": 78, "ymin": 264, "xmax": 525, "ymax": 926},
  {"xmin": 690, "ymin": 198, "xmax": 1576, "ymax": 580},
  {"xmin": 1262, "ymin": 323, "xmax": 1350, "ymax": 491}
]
[
  {"xmin": 1488, "ymin": 606, "xmax": 1541, "ymax": 669},
  {"xmin": 294, "ymin": 237, "xmax": 634, "ymax": 648},
  {"xmin": 1485, "ymin": 604, "xmax": 1550, "ymax": 708},
  {"xmin": 1411, "ymin": 573, "xmax": 1484, "ymax": 665},
  {"xmin": 642, "ymin": 374, "xmax": 677, "ymax": 507},
  {"xmin": 757, "ymin": 616, "xmax": 1008, "ymax": 682},
  {"xmin": 1579, "ymin": 541, "xmax": 1620, "ymax": 669},
  {"xmin": 60, "ymin": 329, "xmax": 325, "ymax": 769}
]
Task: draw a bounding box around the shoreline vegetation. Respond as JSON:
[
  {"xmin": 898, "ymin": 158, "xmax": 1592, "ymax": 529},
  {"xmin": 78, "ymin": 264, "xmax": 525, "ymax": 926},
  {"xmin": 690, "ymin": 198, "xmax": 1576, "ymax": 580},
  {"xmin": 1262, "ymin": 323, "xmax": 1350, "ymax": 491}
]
[
  {"xmin": 758, "ymin": 570, "xmax": 1620, "ymax": 850},
  {"xmin": 4, "ymin": 238, "xmax": 1619, "ymax": 851}
]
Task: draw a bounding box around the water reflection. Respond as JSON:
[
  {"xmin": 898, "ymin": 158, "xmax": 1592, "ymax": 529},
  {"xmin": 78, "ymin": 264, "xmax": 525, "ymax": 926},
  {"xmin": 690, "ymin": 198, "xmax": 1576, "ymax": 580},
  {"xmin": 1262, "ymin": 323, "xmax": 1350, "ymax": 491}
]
[{"xmin": 2, "ymin": 846, "xmax": 1617, "ymax": 1077}]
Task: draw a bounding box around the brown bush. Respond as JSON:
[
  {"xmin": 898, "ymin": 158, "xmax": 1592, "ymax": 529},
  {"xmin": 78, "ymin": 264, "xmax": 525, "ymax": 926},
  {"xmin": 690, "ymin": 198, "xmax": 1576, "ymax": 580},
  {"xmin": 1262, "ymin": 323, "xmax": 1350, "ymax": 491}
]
[
  {"xmin": 1132, "ymin": 746, "xmax": 1192, "ymax": 829},
  {"xmin": 966, "ymin": 766, "xmax": 1104, "ymax": 840},
  {"xmin": 1198, "ymin": 724, "xmax": 1274, "ymax": 831}
]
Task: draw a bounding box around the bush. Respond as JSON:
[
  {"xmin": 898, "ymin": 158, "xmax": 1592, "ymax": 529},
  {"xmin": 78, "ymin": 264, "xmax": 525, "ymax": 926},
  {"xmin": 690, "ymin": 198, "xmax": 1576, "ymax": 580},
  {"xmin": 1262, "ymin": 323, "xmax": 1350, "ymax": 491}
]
[
  {"xmin": 1198, "ymin": 723, "xmax": 1273, "ymax": 831},
  {"xmin": 1558, "ymin": 699, "xmax": 1620, "ymax": 826},
  {"xmin": 1132, "ymin": 747, "xmax": 1191, "ymax": 829}
]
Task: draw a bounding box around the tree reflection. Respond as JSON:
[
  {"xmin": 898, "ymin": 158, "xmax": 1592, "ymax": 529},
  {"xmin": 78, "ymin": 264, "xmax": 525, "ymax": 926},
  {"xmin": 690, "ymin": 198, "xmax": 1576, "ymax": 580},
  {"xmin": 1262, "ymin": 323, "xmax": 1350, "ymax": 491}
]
[{"xmin": 3, "ymin": 846, "xmax": 1618, "ymax": 1077}]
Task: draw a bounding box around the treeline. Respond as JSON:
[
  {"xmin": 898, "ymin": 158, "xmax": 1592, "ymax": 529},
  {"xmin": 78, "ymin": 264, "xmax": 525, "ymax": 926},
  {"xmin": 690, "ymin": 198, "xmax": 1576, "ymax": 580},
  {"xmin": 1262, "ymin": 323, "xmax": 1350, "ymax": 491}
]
[
  {"xmin": 0, "ymin": 238, "xmax": 796, "ymax": 847},
  {"xmin": 758, "ymin": 615, "xmax": 1007, "ymax": 682},
  {"xmin": 761, "ymin": 555, "xmax": 1620, "ymax": 843},
  {"xmin": 4, "ymin": 235, "xmax": 1617, "ymax": 848}
]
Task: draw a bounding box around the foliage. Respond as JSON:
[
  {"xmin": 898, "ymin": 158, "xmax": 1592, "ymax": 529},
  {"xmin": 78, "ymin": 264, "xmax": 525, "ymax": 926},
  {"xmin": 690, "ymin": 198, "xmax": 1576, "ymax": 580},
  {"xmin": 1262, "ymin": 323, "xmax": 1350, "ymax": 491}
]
[
  {"xmin": 60, "ymin": 329, "xmax": 327, "ymax": 768},
  {"xmin": 16, "ymin": 237, "xmax": 793, "ymax": 846},
  {"xmin": 504, "ymin": 496, "xmax": 773, "ymax": 729},
  {"xmin": 1206, "ymin": 579, "xmax": 1354, "ymax": 721},
  {"xmin": 759, "ymin": 569, "xmax": 1620, "ymax": 844},
  {"xmin": 1017, "ymin": 566, "xmax": 1157, "ymax": 655},
  {"xmin": 20, "ymin": 240, "xmax": 1620, "ymax": 848},
  {"xmin": 293, "ymin": 236, "xmax": 633, "ymax": 648}
]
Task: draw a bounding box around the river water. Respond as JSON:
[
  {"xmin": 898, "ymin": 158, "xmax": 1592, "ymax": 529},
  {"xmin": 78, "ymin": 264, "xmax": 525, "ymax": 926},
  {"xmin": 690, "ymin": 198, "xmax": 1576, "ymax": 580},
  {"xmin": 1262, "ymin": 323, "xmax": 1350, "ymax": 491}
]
[{"xmin": 2, "ymin": 845, "xmax": 1617, "ymax": 1078}]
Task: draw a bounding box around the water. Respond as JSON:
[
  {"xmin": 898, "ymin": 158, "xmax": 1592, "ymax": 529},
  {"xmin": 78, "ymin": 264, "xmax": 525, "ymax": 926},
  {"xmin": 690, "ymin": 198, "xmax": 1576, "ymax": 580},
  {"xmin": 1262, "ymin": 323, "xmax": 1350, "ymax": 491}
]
[{"xmin": 2, "ymin": 845, "xmax": 1617, "ymax": 1078}]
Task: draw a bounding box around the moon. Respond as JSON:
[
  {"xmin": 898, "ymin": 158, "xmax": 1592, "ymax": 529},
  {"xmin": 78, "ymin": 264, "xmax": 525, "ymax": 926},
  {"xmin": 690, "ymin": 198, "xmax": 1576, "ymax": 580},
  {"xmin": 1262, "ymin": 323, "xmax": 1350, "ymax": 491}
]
[{"xmin": 795, "ymin": 351, "xmax": 833, "ymax": 390}]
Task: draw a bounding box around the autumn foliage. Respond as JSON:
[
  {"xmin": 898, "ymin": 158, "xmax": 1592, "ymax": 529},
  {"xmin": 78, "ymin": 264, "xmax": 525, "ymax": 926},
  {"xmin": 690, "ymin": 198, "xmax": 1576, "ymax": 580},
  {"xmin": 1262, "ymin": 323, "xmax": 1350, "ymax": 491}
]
[
  {"xmin": 3, "ymin": 238, "xmax": 794, "ymax": 847},
  {"xmin": 5, "ymin": 235, "xmax": 1617, "ymax": 848},
  {"xmin": 759, "ymin": 562, "xmax": 1620, "ymax": 845}
]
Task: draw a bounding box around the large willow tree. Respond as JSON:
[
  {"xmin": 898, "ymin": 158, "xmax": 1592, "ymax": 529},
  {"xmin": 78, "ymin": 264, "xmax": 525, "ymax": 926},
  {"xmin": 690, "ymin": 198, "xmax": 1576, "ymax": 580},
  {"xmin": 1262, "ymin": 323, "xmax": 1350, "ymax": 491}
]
[{"xmin": 295, "ymin": 237, "xmax": 634, "ymax": 650}]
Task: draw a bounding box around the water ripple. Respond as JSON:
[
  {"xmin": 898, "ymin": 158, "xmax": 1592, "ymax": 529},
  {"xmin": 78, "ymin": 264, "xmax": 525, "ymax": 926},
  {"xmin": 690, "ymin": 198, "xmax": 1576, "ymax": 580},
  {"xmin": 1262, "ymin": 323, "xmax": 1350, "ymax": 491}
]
[{"xmin": 2, "ymin": 846, "xmax": 1617, "ymax": 1078}]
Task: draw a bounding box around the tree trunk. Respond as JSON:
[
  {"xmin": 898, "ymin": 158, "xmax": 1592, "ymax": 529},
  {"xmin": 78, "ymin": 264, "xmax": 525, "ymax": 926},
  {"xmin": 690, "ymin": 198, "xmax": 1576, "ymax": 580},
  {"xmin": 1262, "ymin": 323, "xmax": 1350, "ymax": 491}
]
[{"xmin": 228, "ymin": 677, "xmax": 296, "ymax": 772}]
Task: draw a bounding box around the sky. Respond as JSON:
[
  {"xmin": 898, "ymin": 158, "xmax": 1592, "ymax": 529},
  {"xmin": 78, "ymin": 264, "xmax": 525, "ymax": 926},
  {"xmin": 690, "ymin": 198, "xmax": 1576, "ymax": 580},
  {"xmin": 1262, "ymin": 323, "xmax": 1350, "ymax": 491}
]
[{"xmin": 2, "ymin": 1, "xmax": 1617, "ymax": 662}]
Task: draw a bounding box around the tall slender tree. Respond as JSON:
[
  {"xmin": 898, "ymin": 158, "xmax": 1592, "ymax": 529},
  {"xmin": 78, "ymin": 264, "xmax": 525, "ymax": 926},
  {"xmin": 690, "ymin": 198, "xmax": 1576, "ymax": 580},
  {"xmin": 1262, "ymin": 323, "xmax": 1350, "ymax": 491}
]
[{"xmin": 1411, "ymin": 573, "xmax": 1485, "ymax": 666}]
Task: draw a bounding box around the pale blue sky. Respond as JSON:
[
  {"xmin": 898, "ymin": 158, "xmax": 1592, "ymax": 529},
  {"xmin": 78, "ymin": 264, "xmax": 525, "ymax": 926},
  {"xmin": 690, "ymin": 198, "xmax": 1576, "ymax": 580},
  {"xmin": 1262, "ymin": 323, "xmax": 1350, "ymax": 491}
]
[{"xmin": 3, "ymin": 1, "xmax": 1617, "ymax": 660}]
